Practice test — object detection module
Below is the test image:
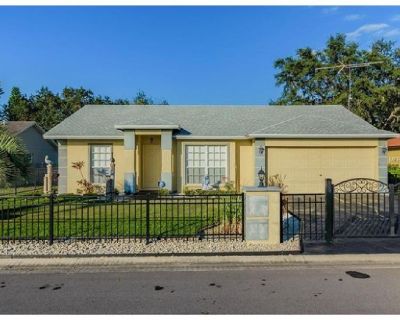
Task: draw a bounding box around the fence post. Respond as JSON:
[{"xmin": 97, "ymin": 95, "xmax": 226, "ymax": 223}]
[
  {"xmin": 146, "ymin": 194, "xmax": 150, "ymax": 245},
  {"xmin": 325, "ymin": 178, "xmax": 334, "ymax": 243},
  {"xmin": 49, "ymin": 192, "xmax": 55, "ymax": 245},
  {"xmin": 279, "ymin": 196, "xmax": 283, "ymax": 243},
  {"xmin": 241, "ymin": 193, "xmax": 245, "ymax": 241},
  {"xmin": 242, "ymin": 186, "xmax": 281, "ymax": 244},
  {"xmin": 389, "ymin": 184, "xmax": 396, "ymax": 236}
]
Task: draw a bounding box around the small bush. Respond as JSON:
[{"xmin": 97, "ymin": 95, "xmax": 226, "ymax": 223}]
[
  {"xmin": 72, "ymin": 161, "xmax": 95, "ymax": 194},
  {"xmin": 389, "ymin": 164, "xmax": 400, "ymax": 184},
  {"xmin": 223, "ymin": 181, "xmax": 235, "ymax": 192},
  {"xmin": 182, "ymin": 186, "xmax": 236, "ymax": 196},
  {"xmin": 158, "ymin": 188, "xmax": 170, "ymax": 196},
  {"xmin": 267, "ymin": 174, "xmax": 288, "ymax": 193}
]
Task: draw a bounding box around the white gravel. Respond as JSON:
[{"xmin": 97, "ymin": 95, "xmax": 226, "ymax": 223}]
[{"xmin": 0, "ymin": 238, "xmax": 300, "ymax": 256}]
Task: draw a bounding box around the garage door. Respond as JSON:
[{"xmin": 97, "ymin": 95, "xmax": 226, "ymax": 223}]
[{"xmin": 267, "ymin": 147, "xmax": 377, "ymax": 193}]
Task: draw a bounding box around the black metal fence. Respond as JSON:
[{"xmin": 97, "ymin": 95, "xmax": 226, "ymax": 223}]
[
  {"xmin": 0, "ymin": 167, "xmax": 58, "ymax": 196},
  {"xmin": 327, "ymin": 178, "xmax": 397, "ymax": 239},
  {"xmin": 283, "ymin": 178, "xmax": 400, "ymax": 243},
  {"xmin": 0, "ymin": 193, "xmax": 244, "ymax": 244},
  {"xmin": 333, "ymin": 192, "xmax": 391, "ymax": 237},
  {"xmin": 281, "ymin": 193, "xmax": 325, "ymax": 241}
]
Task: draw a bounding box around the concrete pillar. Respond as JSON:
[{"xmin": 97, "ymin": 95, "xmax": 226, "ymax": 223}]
[
  {"xmin": 43, "ymin": 163, "xmax": 53, "ymax": 194},
  {"xmin": 243, "ymin": 186, "xmax": 281, "ymax": 244},
  {"xmin": 254, "ymin": 139, "xmax": 266, "ymax": 186},
  {"xmin": 161, "ymin": 130, "xmax": 173, "ymax": 191},
  {"xmin": 378, "ymin": 140, "xmax": 388, "ymax": 184},
  {"xmin": 123, "ymin": 130, "xmax": 136, "ymax": 194},
  {"xmin": 57, "ymin": 140, "xmax": 67, "ymax": 194}
]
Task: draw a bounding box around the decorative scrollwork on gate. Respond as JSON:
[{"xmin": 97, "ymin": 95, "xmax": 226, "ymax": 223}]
[{"xmin": 334, "ymin": 178, "xmax": 389, "ymax": 193}]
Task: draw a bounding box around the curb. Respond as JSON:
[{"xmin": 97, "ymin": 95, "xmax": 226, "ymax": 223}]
[
  {"xmin": 1, "ymin": 253, "xmax": 400, "ymax": 272},
  {"xmin": 0, "ymin": 250, "xmax": 302, "ymax": 259}
]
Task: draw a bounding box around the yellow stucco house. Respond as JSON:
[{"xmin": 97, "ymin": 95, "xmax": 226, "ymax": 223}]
[
  {"xmin": 388, "ymin": 138, "xmax": 400, "ymax": 166},
  {"xmin": 43, "ymin": 104, "xmax": 397, "ymax": 194}
]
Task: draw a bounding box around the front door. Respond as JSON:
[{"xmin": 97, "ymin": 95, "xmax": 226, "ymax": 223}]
[{"xmin": 142, "ymin": 144, "xmax": 161, "ymax": 190}]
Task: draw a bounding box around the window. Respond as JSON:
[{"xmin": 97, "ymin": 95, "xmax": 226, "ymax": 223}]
[
  {"xmin": 90, "ymin": 145, "xmax": 112, "ymax": 184},
  {"xmin": 185, "ymin": 145, "xmax": 228, "ymax": 185}
]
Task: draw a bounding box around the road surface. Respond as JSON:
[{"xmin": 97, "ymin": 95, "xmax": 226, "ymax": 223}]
[{"xmin": 0, "ymin": 264, "xmax": 399, "ymax": 314}]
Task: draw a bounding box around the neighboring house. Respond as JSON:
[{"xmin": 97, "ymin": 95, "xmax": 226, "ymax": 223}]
[
  {"xmin": 43, "ymin": 105, "xmax": 397, "ymax": 194},
  {"xmin": 5, "ymin": 121, "xmax": 58, "ymax": 168},
  {"xmin": 387, "ymin": 138, "xmax": 400, "ymax": 166}
]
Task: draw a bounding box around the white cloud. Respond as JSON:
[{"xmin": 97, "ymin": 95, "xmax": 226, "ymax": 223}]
[
  {"xmin": 322, "ymin": 7, "xmax": 339, "ymax": 14},
  {"xmin": 391, "ymin": 15, "xmax": 400, "ymax": 21},
  {"xmin": 344, "ymin": 14, "xmax": 364, "ymax": 21},
  {"xmin": 346, "ymin": 23, "xmax": 389, "ymax": 39},
  {"xmin": 382, "ymin": 28, "xmax": 400, "ymax": 37}
]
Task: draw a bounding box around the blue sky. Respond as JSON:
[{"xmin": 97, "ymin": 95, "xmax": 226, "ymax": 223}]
[{"xmin": 0, "ymin": 6, "xmax": 399, "ymax": 105}]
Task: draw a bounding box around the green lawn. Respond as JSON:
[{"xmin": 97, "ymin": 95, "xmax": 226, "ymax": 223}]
[
  {"xmin": 0, "ymin": 196, "xmax": 243, "ymax": 241},
  {"xmin": 0, "ymin": 185, "xmax": 57, "ymax": 197}
]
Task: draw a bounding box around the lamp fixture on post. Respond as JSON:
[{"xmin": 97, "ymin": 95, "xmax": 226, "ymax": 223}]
[
  {"xmin": 258, "ymin": 145, "xmax": 265, "ymax": 156},
  {"xmin": 258, "ymin": 166, "xmax": 265, "ymax": 187}
]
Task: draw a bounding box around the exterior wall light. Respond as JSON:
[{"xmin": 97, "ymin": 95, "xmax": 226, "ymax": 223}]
[{"xmin": 258, "ymin": 166, "xmax": 265, "ymax": 187}]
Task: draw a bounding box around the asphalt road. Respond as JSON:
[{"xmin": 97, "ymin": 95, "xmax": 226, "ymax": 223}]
[{"xmin": 0, "ymin": 265, "xmax": 400, "ymax": 314}]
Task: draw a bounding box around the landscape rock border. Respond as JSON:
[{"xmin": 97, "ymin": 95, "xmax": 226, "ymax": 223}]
[{"xmin": 0, "ymin": 238, "xmax": 301, "ymax": 257}]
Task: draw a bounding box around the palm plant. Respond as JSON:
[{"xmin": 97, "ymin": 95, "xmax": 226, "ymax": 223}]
[{"xmin": 0, "ymin": 125, "xmax": 30, "ymax": 187}]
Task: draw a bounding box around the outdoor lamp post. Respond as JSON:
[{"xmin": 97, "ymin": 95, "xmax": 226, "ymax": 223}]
[{"xmin": 258, "ymin": 166, "xmax": 265, "ymax": 187}]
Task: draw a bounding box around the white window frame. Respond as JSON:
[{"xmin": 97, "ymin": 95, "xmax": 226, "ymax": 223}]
[
  {"xmin": 89, "ymin": 144, "xmax": 113, "ymax": 184},
  {"xmin": 185, "ymin": 145, "xmax": 228, "ymax": 185}
]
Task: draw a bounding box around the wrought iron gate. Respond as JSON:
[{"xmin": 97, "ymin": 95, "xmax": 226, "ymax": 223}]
[
  {"xmin": 331, "ymin": 178, "xmax": 392, "ymax": 238},
  {"xmin": 282, "ymin": 178, "xmax": 400, "ymax": 242},
  {"xmin": 327, "ymin": 178, "xmax": 399, "ymax": 239}
]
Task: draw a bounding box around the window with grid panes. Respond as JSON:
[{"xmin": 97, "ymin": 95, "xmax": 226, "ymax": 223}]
[
  {"xmin": 185, "ymin": 145, "xmax": 227, "ymax": 185},
  {"xmin": 90, "ymin": 145, "xmax": 112, "ymax": 184}
]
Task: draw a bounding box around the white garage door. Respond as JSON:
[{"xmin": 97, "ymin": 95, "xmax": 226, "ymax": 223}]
[{"xmin": 267, "ymin": 147, "xmax": 377, "ymax": 193}]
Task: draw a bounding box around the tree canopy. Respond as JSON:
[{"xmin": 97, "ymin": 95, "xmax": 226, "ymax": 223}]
[
  {"xmin": 0, "ymin": 124, "xmax": 30, "ymax": 187},
  {"xmin": 1, "ymin": 87, "xmax": 168, "ymax": 131},
  {"xmin": 272, "ymin": 34, "xmax": 400, "ymax": 132}
]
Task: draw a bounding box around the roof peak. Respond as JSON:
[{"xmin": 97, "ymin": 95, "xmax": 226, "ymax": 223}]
[{"xmin": 83, "ymin": 104, "xmax": 344, "ymax": 108}]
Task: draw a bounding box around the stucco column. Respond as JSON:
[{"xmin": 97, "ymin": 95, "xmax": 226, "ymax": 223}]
[
  {"xmin": 57, "ymin": 140, "xmax": 67, "ymax": 194},
  {"xmin": 254, "ymin": 138, "xmax": 266, "ymax": 186},
  {"xmin": 243, "ymin": 186, "xmax": 281, "ymax": 244},
  {"xmin": 123, "ymin": 130, "xmax": 136, "ymax": 194},
  {"xmin": 378, "ymin": 139, "xmax": 388, "ymax": 184},
  {"xmin": 161, "ymin": 130, "xmax": 173, "ymax": 191}
]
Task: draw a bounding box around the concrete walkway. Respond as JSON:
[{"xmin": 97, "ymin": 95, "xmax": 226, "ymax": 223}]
[
  {"xmin": 0, "ymin": 238, "xmax": 400, "ymax": 272},
  {"xmin": 304, "ymin": 238, "xmax": 400, "ymax": 254},
  {"xmin": 2, "ymin": 252, "xmax": 400, "ymax": 273}
]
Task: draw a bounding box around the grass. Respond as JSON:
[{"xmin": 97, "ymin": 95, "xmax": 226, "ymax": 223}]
[
  {"xmin": 0, "ymin": 185, "xmax": 57, "ymax": 197},
  {"xmin": 0, "ymin": 195, "xmax": 243, "ymax": 241}
]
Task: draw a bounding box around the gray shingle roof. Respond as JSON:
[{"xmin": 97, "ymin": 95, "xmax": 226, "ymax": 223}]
[
  {"xmin": 43, "ymin": 105, "xmax": 396, "ymax": 139},
  {"xmin": 4, "ymin": 121, "xmax": 39, "ymax": 136}
]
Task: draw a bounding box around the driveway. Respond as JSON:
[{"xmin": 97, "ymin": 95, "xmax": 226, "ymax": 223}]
[{"xmin": 304, "ymin": 238, "xmax": 400, "ymax": 254}]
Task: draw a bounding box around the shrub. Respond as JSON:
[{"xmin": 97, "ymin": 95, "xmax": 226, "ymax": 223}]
[
  {"xmin": 71, "ymin": 161, "xmax": 95, "ymax": 194},
  {"xmin": 388, "ymin": 164, "xmax": 400, "ymax": 184},
  {"xmin": 223, "ymin": 181, "xmax": 235, "ymax": 192},
  {"xmin": 158, "ymin": 188, "xmax": 170, "ymax": 196},
  {"xmin": 183, "ymin": 187, "xmax": 236, "ymax": 196},
  {"xmin": 267, "ymin": 174, "xmax": 288, "ymax": 193}
]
